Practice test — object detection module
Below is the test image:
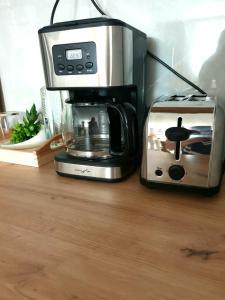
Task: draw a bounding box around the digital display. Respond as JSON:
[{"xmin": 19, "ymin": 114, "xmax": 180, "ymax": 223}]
[{"xmin": 66, "ymin": 49, "xmax": 82, "ymax": 60}]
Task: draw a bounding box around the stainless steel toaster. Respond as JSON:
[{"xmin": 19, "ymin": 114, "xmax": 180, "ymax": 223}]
[{"xmin": 141, "ymin": 95, "xmax": 225, "ymax": 195}]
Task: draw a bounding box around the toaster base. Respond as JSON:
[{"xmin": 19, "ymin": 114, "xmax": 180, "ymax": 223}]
[{"xmin": 140, "ymin": 177, "xmax": 220, "ymax": 196}]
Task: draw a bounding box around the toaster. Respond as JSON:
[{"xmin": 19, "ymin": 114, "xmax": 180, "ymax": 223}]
[{"xmin": 141, "ymin": 95, "xmax": 225, "ymax": 195}]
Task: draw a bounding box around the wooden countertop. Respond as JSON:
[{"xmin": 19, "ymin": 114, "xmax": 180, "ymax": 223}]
[{"xmin": 0, "ymin": 162, "xmax": 225, "ymax": 300}]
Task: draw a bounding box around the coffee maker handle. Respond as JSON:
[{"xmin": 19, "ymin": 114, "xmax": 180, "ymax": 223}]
[
  {"xmin": 122, "ymin": 102, "xmax": 138, "ymax": 155},
  {"xmin": 107, "ymin": 103, "xmax": 137, "ymax": 157}
]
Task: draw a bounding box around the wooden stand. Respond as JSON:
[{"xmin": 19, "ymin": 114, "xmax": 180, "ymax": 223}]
[{"xmin": 0, "ymin": 134, "xmax": 65, "ymax": 167}]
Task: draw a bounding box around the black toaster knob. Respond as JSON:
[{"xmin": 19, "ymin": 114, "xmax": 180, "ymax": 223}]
[
  {"xmin": 165, "ymin": 127, "xmax": 190, "ymax": 141},
  {"xmin": 168, "ymin": 165, "xmax": 185, "ymax": 180}
]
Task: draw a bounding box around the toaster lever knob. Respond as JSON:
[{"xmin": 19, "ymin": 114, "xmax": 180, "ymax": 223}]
[
  {"xmin": 168, "ymin": 165, "xmax": 185, "ymax": 180},
  {"xmin": 165, "ymin": 127, "xmax": 190, "ymax": 141}
]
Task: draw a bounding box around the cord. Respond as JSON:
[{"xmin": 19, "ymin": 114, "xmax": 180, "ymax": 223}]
[
  {"xmin": 90, "ymin": 0, "xmax": 205, "ymax": 95},
  {"xmin": 49, "ymin": 1, "xmax": 204, "ymax": 95},
  {"xmin": 50, "ymin": 0, "xmax": 106, "ymax": 25},
  {"xmin": 90, "ymin": 0, "xmax": 106, "ymax": 15},
  {"xmin": 147, "ymin": 50, "xmax": 206, "ymax": 95},
  {"xmin": 50, "ymin": 0, "xmax": 60, "ymax": 25}
]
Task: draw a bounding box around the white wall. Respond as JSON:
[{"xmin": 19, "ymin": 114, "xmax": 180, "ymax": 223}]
[
  {"xmin": 0, "ymin": 0, "xmax": 95, "ymax": 111},
  {"xmin": 1, "ymin": 0, "xmax": 225, "ymax": 111}
]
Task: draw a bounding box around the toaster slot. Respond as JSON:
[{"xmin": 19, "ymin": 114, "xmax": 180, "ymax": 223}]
[
  {"xmin": 175, "ymin": 141, "xmax": 180, "ymax": 160},
  {"xmin": 175, "ymin": 117, "xmax": 182, "ymax": 160}
]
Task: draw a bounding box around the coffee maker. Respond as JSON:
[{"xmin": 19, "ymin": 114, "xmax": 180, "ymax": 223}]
[{"xmin": 38, "ymin": 17, "xmax": 146, "ymax": 181}]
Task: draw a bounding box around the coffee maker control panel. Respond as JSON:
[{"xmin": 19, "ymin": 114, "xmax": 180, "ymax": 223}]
[{"xmin": 52, "ymin": 42, "xmax": 97, "ymax": 76}]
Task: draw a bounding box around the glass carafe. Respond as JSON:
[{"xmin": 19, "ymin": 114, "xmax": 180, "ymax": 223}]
[
  {"xmin": 63, "ymin": 102, "xmax": 128, "ymax": 159},
  {"xmin": 63, "ymin": 103, "xmax": 110, "ymax": 158}
]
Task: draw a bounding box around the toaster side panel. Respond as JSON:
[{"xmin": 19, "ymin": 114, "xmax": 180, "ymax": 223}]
[{"xmin": 208, "ymin": 101, "xmax": 225, "ymax": 187}]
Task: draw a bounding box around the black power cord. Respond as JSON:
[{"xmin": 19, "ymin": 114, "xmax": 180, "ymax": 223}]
[
  {"xmin": 88, "ymin": 0, "xmax": 206, "ymax": 95},
  {"xmin": 50, "ymin": 0, "xmax": 105, "ymax": 25},
  {"xmin": 49, "ymin": 0, "xmax": 206, "ymax": 95},
  {"xmin": 147, "ymin": 50, "xmax": 206, "ymax": 95},
  {"xmin": 90, "ymin": 0, "xmax": 106, "ymax": 15},
  {"xmin": 50, "ymin": 0, "xmax": 60, "ymax": 25}
]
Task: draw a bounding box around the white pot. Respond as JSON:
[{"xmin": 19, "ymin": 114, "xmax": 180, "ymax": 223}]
[{"xmin": 1, "ymin": 127, "xmax": 47, "ymax": 150}]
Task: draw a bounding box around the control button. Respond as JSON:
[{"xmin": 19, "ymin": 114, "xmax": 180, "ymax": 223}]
[
  {"xmin": 155, "ymin": 169, "xmax": 163, "ymax": 176},
  {"xmin": 86, "ymin": 54, "xmax": 90, "ymax": 59},
  {"xmin": 76, "ymin": 64, "xmax": 84, "ymax": 71},
  {"xmin": 85, "ymin": 62, "xmax": 93, "ymax": 69},
  {"xmin": 168, "ymin": 165, "xmax": 185, "ymax": 181},
  {"xmin": 165, "ymin": 127, "xmax": 190, "ymax": 142},
  {"xmin": 58, "ymin": 64, "xmax": 65, "ymax": 70},
  {"xmin": 57, "ymin": 54, "xmax": 63, "ymax": 60},
  {"xmin": 67, "ymin": 65, "xmax": 74, "ymax": 72}
]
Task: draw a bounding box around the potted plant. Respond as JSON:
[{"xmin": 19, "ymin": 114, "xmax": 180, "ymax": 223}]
[{"xmin": 1, "ymin": 104, "xmax": 47, "ymax": 149}]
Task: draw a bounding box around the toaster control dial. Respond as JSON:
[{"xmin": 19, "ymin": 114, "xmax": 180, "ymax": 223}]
[{"xmin": 168, "ymin": 165, "xmax": 185, "ymax": 180}]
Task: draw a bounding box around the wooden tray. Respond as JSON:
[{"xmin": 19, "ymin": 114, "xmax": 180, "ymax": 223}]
[{"xmin": 0, "ymin": 134, "xmax": 65, "ymax": 167}]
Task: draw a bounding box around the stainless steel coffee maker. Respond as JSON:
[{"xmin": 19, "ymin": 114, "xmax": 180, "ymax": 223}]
[{"xmin": 38, "ymin": 17, "xmax": 146, "ymax": 181}]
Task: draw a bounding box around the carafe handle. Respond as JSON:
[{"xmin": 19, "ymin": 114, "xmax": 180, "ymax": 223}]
[{"xmin": 107, "ymin": 103, "xmax": 138, "ymax": 157}]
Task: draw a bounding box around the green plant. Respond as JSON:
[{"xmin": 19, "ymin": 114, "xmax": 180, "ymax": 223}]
[{"xmin": 10, "ymin": 104, "xmax": 41, "ymax": 144}]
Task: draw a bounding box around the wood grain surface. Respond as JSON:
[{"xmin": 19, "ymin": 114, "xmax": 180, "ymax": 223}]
[{"xmin": 0, "ymin": 162, "xmax": 225, "ymax": 300}]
